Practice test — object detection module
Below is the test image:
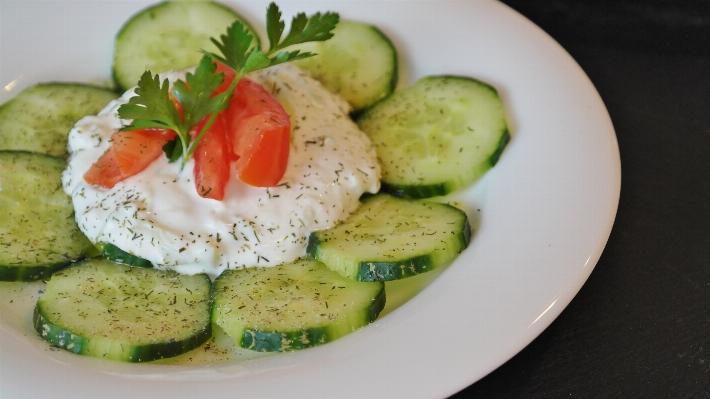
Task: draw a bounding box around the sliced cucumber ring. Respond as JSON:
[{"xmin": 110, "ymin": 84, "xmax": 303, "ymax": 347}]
[
  {"xmin": 307, "ymin": 194, "xmax": 471, "ymax": 281},
  {"xmin": 357, "ymin": 75, "xmax": 510, "ymax": 198},
  {"xmin": 0, "ymin": 83, "xmax": 117, "ymax": 158},
  {"xmin": 112, "ymin": 1, "xmax": 260, "ymax": 91},
  {"xmin": 34, "ymin": 259, "xmax": 212, "ymax": 362},
  {"xmin": 0, "ymin": 151, "xmax": 94, "ymax": 281},
  {"xmin": 212, "ymin": 258, "xmax": 385, "ymax": 352},
  {"xmin": 290, "ymin": 19, "xmax": 398, "ymax": 114}
]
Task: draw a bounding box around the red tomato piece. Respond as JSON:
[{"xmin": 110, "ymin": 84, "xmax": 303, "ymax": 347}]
[
  {"xmin": 225, "ymin": 77, "xmax": 291, "ymax": 187},
  {"xmin": 214, "ymin": 62, "xmax": 237, "ymax": 96},
  {"xmin": 84, "ymin": 128, "xmax": 176, "ymax": 188},
  {"xmin": 83, "ymin": 147, "xmax": 124, "ymax": 189},
  {"xmin": 232, "ymin": 111, "xmax": 290, "ymax": 187},
  {"xmin": 111, "ymin": 129, "xmax": 176, "ymax": 175},
  {"xmin": 85, "ymin": 62, "xmax": 290, "ymax": 197},
  {"xmin": 192, "ymin": 114, "xmax": 231, "ymax": 200}
]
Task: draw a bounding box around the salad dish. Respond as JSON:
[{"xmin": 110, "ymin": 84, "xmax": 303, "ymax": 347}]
[
  {"xmin": 0, "ymin": 1, "xmax": 620, "ymax": 398},
  {"xmin": 2, "ymin": 0, "xmax": 503, "ymax": 362}
]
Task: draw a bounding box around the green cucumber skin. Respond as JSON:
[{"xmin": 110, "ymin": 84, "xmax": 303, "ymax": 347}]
[
  {"xmin": 380, "ymin": 129, "xmax": 511, "ymax": 199},
  {"xmin": 99, "ymin": 243, "xmax": 153, "ymax": 268},
  {"xmin": 0, "ymin": 84, "xmax": 118, "ymax": 158},
  {"xmin": 371, "ymin": 25, "xmax": 399, "ymax": 95},
  {"xmin": 112, "ymin": 1, "xmax": 260, "ymax": 91},
  {"xmin": 0, "ymin": 151, "xmax": 94, "ymax": 281},
  {"xmin": 212, "ymin": 259, "xmax": 385, "ymax": 352},
  {"xmin": 370, "ymin": 285, "xmax": 387, "ymax": 321},
  {"xmin": 33, "ymin": 306, "xmax": 211, "ymax": 362},
  {"xmin": 346, "ymin": 24, "xmax": 398, "ymax": 116},
  {"xmin": 241, "ymin": 327, "xmax": 328, "ymax": 352},
  {"xmin": 307, "ymin": 224, "xmax": 471, "ymax": 282},
  {"xmin": 0, "ymin": 261, "xmax": 74, "ymax": 282},
  {"xmin": 490, "ymin": 128, "xmax": 511, "ymax": 166},
  {"xmin": 358, "ymin": 75, "xmax": 510, "ymax": 199},
  {"xmin": 291, "ymin": 19, "xmax": 398, "ymax": 114},
  {"xmin": 34, "ymin": 260, "xmax": 213, "ymax": 362},
  {"xmin": 33, "ymin": 307, "xmax": 87, "ymax": 354},
  {"xmin": 237, "ymin": 288, "xmax": 386, "ymax": 352},
  {"xmin": 306, "ymin": 194, "xmax": 472, "ymax": 282}
]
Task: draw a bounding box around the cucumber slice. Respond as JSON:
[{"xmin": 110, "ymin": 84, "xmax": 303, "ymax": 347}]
[
  {"xmin": 212, "ymin": 259, "xmax": 385, "ymax": 352},
  {"xmin": 34, "ymin": 259, "xmax": 212, "ymax": 362},
  {"xmin": 306, "ymin": 194, "xmax": 471, "ymax": 281},
  {"xmin": 291, "ymin": 19, "xmax": 398, "ymax": 114},
  {"xmin": 98, "ymin": 243, "xmax": 153, "ymax": 268},
  {"xmin": 113, "ymin": 1, "xmax": 259, "ymax": 91},
  {"xmin": 0, "ymin": 151, "xmax": 93, "ymax": 281},
  {"xmin": 357, "ymin": 76, "xmax": 510, "ymax": 198},
  {"xmin": 0, "ymin": 83, "xmax": 117, "ymax": 158}
]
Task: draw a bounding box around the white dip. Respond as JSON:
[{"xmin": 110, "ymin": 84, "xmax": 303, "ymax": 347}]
[{"xmin": 62, "ymin": 63, "xmax": 380, "ymax": 277}]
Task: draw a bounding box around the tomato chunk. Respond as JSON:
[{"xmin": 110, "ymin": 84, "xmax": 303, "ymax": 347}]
[
  {"xmin": 214, "ymin": 63, "xmax": 237, "ymax": 96},
  {"xmin": 225, "ymin": 77, "xmax": 291, "ymax": 187},
  {"xmin": 111, "ymin": 129, "xmax": 176, "ymax": 175},
  {"xmin": 82, "ymin": 147, "xmax": 124, "ymax": 189},
  {"xmin": 84, "ymin": 128, "xmax": 176, "ymax": 188},
  {"xmin": 192, "ymin": 114, "xmax": 231, "ymax": 200},
  {"xmin": 84, "ymin": 63, "xmax": 291, "ymax": 197}
]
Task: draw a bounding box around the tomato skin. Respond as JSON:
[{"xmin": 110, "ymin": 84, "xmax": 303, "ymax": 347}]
[
  {"xmin": 192, "ymin": 114, "xmax": 230, "ymax": 200},
  {"xmin": 82, "ymin": 147, "xmax": 124, "ymax": 189},
  {"xmin": 85, "ymin": 62, "xmax": 291, "ymax": 195},
  {"xmin": 111, "ymin": 129, "xmax": 176, "ymax": 175},
  {"xmin": 225, "ymin": 78, "xmax": 291, "ymax": 187},
  {"xmin": 214, "ymin": 63, "xmax": 237, "ymax": 96},
  {"xmin": 232, "ymin": 111, "xmax": 290, "ymax": 187},
  {"xmin": 83, "ymin": 128, "xmax": 176, "ymax": 188},
  {"xmin": 215, "ymin": 63, "xmax": 291, "ymax": 187}
]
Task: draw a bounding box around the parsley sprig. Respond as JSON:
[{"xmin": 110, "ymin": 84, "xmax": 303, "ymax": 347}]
[{"xmin": 117, "ymin": 3, "xmax": 338, "ymax": 168}]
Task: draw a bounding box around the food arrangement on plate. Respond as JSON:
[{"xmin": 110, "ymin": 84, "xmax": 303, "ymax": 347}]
[{"xmin": 0, "ymin": 1, "xmax": 509, "ymax": 363}]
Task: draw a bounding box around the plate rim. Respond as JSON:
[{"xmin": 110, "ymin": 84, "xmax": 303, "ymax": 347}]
[{"xmin": 0, "ymin": 1, "xmax": 621, "ymax": 397}]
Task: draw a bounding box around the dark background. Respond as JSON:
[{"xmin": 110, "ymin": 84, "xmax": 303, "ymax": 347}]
[{"xmin": 453, "ymin": 0, "xmax": 710, "ymax": 397}]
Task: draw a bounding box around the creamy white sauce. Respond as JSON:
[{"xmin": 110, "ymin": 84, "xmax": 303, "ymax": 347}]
[{"xmin": 63, "ymin": 64, "xmax": 380, "ymax": 277}]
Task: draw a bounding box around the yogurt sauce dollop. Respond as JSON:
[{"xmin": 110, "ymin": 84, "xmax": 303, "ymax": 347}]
[{"xmin": 62, "ymin": 63, "xmax": 380, "ymax": 277}]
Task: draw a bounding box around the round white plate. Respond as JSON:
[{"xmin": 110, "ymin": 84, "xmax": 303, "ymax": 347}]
[{"xmin": 0, "ymin": 1, "xmax": 620, "ymax": 398}]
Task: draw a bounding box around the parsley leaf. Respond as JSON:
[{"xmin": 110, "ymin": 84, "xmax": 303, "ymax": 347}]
[
  {"xmin": 162, "ymin": 138, "xmax": 183, "ymax": 163},
  {"xmin": 207, "ymin": 21, "xmax": 256, "ymax": 75},
  {"xmin": 204, "ymin": 2, "xmax": 339, "ymax": 76},
  {"xmin": 172, "ymin": 56, "xmax": 227, "ymax": 129},
  {"xmin": 118, "ymin": 71, "xmax": 184, "ymax": 133},
  {"xmin": 266, "ymin": 5, "xmax": 339, "ymax": 53},
  {"xmin": 117, "ymin": 2, "xmax": 339, "ymax": 169},
  {"xmin": 118, "ymin": 56, "xmax": 226, "ymax": 167}
]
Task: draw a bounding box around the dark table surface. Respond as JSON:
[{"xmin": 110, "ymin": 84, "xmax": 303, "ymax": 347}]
[{"xmin": 454, "ymin": 1, "xmax": 710, "ymax": 397}]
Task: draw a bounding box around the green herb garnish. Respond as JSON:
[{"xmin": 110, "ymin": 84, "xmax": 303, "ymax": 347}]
[
  {"xmin": 118, "ymin": 2, "xmax": 339, "ymax": 168},
  {"xmin": 118, "ymin": 56, "xmax": 225, "ymax": 165}
]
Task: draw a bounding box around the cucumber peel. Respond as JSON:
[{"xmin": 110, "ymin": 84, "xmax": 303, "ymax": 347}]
[
  {"xmin": 358, "ymin": 75, "xmax": 510, "ymax": 198},
  {"xmin": 0, "ymin": 151, "xmax": 94, "ymax": 281},
  {"xmin": 307, "ymin": 194, "xmax": 471, "ymax": 281},
  {"xmin": 34, "ymin": 259, "xmax": 212, "ymax": 362},
  {"xmin": 212, "ymin": 258, "xmax": 385, "ymax": 352},
  {"xmin": 112, "ymin": 1, "xmax": 260, "ymax": 91}
]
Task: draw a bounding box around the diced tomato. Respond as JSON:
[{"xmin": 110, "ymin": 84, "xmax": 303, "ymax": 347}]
[
  {"xmin": 111, "ymin": 129, "xmax": 176, "ymax": 175},
  {"xmin": 215, "ymin": 62, "xmax": 237, "ymax": 96},
  {"xmin": 231, "ymin": 111, "xmax": 290, "ymax": 187},
  {"xmin": 192, "ymin": 114, "xmax": 231, "ymax": 200},
  {"xmin": 84, "ymin": 62, "xmax": 291, "ymax": 196},
  {"xmin": 189, "ymin": 62, "xmax": 290, "ymax": 187},
  {"xmin": 82, "ymin": 147, "xmax": 124, "ymax": 189},
  {"xmin": 83, "ymin": 128, "xmax": 176, "ymax": 188},
  {"xmin": 224, "ymin": 77, "xmax": 291, "ymax": 187}
]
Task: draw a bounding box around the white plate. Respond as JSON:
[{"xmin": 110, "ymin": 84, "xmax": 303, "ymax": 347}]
[{"xmin": 0, "ymin": 1, "xmax": 620, "ymax": 398}]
